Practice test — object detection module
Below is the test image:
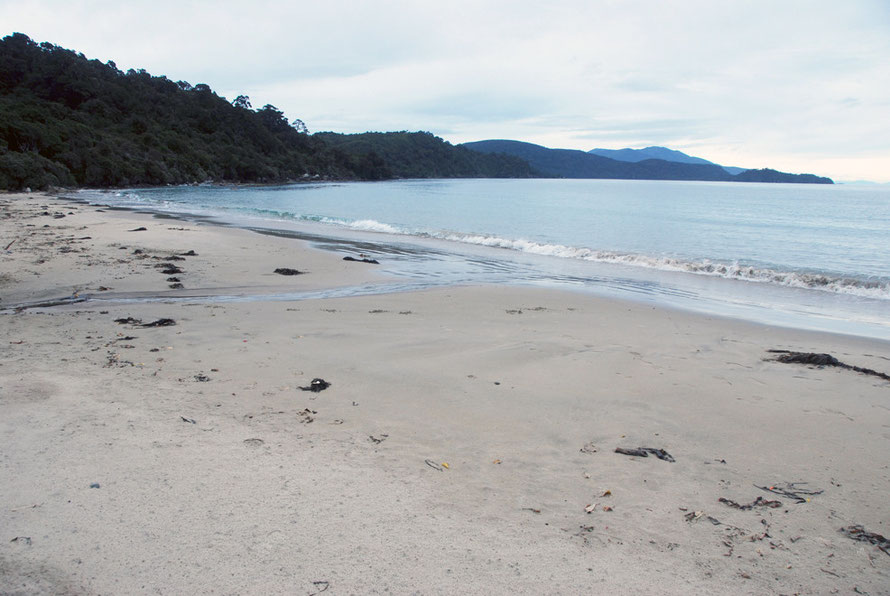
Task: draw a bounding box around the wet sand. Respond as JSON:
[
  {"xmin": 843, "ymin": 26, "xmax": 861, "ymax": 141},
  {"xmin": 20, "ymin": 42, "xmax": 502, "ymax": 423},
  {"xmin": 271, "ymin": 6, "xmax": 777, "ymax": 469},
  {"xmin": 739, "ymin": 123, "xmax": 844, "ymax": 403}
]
[{"xmin": 2, "ymin": 192, "xmax": 889, "ymax": 594}]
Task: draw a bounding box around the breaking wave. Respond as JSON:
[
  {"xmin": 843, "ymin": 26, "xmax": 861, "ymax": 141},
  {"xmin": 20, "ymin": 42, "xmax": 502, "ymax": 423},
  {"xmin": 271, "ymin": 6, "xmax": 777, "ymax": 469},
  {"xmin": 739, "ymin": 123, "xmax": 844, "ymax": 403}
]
[
  {"xmin": 432, "ymin": 233, "xmax": 890, "ymax": 299},
  {"xmin": 321, "ymin": 221, "xmax": 890, "ymax": 300}
]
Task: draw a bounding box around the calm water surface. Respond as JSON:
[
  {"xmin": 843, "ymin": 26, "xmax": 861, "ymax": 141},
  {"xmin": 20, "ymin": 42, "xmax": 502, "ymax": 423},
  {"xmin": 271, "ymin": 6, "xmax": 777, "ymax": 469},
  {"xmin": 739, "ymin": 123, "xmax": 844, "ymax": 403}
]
[{"xmin": 74, "ymin": 179, "xmax": 890, "ymax": 340}]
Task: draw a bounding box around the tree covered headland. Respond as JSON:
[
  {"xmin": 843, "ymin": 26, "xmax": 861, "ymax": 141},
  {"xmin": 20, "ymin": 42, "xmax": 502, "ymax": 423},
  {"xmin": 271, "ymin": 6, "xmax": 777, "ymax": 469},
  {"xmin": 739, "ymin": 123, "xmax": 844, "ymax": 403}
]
[
  {"xmin": 316, "ymin": 132, "xmax": 537, "ymax": 179},
  {"xmin": 0, "ymin": 34, "xmax": 532, "ymax": 190},
  {"xmin": 0, "ymin": 34, "xmax": 353, "ymax": 188}
]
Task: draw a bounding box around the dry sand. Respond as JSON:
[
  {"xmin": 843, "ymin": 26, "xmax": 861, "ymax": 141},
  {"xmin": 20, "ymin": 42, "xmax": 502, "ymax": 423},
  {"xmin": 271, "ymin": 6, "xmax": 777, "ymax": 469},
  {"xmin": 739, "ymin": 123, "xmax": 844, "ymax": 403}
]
[{"xmin": 1, "ymin": 192, "xmax": 889, "ymax": 595}]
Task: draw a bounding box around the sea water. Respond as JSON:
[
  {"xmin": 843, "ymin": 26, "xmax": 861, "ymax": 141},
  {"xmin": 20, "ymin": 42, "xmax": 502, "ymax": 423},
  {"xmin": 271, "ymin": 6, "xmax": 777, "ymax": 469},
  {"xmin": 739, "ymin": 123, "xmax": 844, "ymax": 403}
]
[{"xmin": 74, "ymin": 179, "xmax": 890, "ymax": 340}]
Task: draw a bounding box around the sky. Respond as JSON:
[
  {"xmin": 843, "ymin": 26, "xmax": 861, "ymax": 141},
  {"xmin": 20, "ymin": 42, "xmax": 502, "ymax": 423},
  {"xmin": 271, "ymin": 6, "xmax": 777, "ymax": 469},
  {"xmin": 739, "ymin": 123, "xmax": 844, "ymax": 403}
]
[{"xmin": 3, "ymin": 0, "xmax": 889, "ymax": 182}]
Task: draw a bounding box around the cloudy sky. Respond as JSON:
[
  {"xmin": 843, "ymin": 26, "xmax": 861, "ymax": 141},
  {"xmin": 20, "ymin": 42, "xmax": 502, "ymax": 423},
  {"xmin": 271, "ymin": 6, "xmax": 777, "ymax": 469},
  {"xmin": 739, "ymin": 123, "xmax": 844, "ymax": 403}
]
[{"xmin": 3, "ymin": 0, "xmax": 889, "ymax": 181}]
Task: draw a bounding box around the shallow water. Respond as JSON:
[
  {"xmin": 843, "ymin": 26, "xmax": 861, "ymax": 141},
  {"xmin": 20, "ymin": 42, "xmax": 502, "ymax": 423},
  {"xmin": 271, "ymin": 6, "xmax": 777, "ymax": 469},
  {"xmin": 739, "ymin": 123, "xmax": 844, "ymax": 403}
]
[{"xmin": 73, "ymin": 179, "xmax": 890, "ymax": 340}]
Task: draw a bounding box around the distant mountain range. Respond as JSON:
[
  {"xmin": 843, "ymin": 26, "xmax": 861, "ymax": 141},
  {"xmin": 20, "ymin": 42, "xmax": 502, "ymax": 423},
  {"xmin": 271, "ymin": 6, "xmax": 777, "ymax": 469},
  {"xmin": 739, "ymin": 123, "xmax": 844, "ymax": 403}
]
[
  {"xmin": 463, "ymin": 140, "xmax": 833, "ymax": 184},
  {"xmin": 588, "ymin": 146, "xmax": 747, "ymax": 176}
]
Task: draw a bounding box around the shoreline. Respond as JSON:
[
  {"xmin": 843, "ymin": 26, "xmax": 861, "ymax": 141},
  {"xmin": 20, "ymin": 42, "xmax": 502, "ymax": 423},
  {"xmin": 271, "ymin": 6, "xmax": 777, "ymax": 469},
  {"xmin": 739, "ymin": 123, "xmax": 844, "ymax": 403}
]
[
  {"xmin": 2, "ymin": 192, "xmax": 889, "ymax": 594},
  {"xmin": 63, "ymin": 183, "xmax": 890, "ymax": 342}
]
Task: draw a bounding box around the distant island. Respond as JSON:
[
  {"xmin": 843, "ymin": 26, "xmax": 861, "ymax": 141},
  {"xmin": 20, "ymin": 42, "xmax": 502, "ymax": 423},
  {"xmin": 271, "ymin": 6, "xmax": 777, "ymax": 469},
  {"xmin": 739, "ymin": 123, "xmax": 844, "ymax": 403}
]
[
  {"xmin": 463, "ymin": 141, "xmax": 833, "ymax": 184},
  {"xmin": 0, "ymin": 33, "xmax": 833, "ymax": 190}
]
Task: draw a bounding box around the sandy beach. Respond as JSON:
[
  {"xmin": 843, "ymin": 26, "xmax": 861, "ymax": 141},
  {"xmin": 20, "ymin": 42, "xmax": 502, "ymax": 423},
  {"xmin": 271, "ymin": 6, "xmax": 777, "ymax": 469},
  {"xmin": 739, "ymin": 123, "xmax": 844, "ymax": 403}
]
[{"xmin": 1, "ymin": 192, "xmax": 888, "ymax": 595}]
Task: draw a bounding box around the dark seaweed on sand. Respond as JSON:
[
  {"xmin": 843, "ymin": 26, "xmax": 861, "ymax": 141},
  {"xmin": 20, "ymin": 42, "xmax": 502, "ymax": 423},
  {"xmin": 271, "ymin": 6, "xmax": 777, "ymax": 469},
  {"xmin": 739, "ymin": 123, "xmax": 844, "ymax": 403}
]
[{"xmin": 768, "ymin": 350, "xmax": 890, "ymax": 381}]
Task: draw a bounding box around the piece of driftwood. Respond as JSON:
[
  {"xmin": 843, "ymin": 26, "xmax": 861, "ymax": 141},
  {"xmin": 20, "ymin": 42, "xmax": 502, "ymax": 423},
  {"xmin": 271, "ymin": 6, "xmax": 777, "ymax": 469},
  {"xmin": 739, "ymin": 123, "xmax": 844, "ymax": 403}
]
[
  {"xmin": 615, "ymin": 446, "xmax": 676, "ymax": 462},
  {"xmin": 755, "ymin": 482, "xmax": 823, "ymax": 504},
  {"xmin": 7, "ymin": 296, "xmax": 87, "ymax": 311}
]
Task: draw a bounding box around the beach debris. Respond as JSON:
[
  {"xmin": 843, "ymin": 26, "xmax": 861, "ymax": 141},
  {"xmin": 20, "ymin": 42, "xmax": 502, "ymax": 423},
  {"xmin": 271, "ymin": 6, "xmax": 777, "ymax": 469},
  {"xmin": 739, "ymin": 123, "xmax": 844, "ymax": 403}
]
[
  {"xmin": 684, "ymin": 511, "xmax": 722, "ymax": 525},
  {"xmin": 602, "ymin": 505, "xmax": 614, "ymax": 512},
  {"xmin": 297, "ymin": 408, "xmax": 316, "ymax": 423},
  {"xmin": 158, "ymin": 265, "xmax": 183, "ymax": 275},
  {"xmin": 343, "ymin": 256, "xmax": 379, "ymax": 264},
  {"xmin": 128, "ymin": 226, "xmax": 147, "ymax": 232},
  {"xmin": 580, "ymin": 442, "xmax": 598, "ymax": 454},
  {"xmin": 615, "ymin": 446, "xmax": 675, "ymax": 462},
  {"xmin": 755, "ymin": 482, "xmax": 823, "ymax": 504},
  {"xmin": 169, "ymin": 283, "xmax": 184, "ymax": 289},
  {"xmin": 718, "ymin": 496, "xmax": 782, "ymax": 510},
  {"xmin": 10, "ymin": 536, "xmax": 31, "ymax": 545},
  {"xmin": 193, "ymin": 374, "xmax": 210, "ymax": 382},
  {"xmin": 115, "ymin": 317, "xmax": 141, "ymax": 325},
  {"xmin": 425, "ymin": 459, "xmax": 444, "ymax": 472},
  {"xmin": 9, "ymin": 504, "xmax": 42, "ymax": 512},
  {"xmin": 7, "ymin": 295, "xmax": 87, "ymax": 312},
  {"xmin": 309, "ymin": 580, "xmax": 330, "ymax": 595},
  {"xmin": 585, "ymin": 503, "xmax": 597, "ymax": 513},
  {"xmin": 105, "ymin": 352, "xmax": 133, "ymax": 368},
  {"xmin": 4, "ymin": 239, "xmax": 15, "ymax": 250},
  {"xmin": 180, "ymin": 416, "xmax": 196, "ymax": 424},
  {"xmin": 601, "ymin": 489, "xmax": 612, "ymax": 497},
  {"xmin": 141, "ymin": 318, "xmax": 176, "ymax": 327},
  {"xmin": 768, "ymin": 350, "xmax": 890, "ymax": 381},
  {"xmin": 493, "ymin": 459, "xmax": 502, "ymax": 464},
  {"xmin": 839, "ymin": 525, "xmax": 890, "ymax": 556},
  {"xmin": 522, "ymin": 507, "xmax": 541, "ymax": 514},
  {"xmin": 180, "ymin": 250, "xmax": 198, "ymax": 256},
  {"xmin": 299, "ymin": 378, "xmax": 330, "ymax": 392},
  {"xmin": 441, "ymin": 462, "xmax": 450, "ymax": 469},
  {"xmin": 273, "ymin": 268, "xmax": 304, "ymax": 276},
  {"xmin": 369, "ymin": 434, "xmax": 388, "ymax": 444},
  {"xmin": 166, "ymin": 277, "xmax": 181, "ymax": 282},
  {"xmin": 89, "ymin": 483, "xmax": 100, "ymax": 489}
]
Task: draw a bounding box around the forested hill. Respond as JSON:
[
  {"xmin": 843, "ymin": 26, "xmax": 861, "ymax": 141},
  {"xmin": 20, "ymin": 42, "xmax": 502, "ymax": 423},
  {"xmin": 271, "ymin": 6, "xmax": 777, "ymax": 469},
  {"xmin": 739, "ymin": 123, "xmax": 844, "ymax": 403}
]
[
  {"xmin": 0, "ymin": 34, "xmax": 531, "ymax": 190},
  {"xmin": 315, "ymin": 132, "xmax": 536, "ymax": 179},
  {"xmin": 0, "ymin": 33, "xmax": 378, "ymax": 189},
  {"xmin": 463, "ymin": 140, "xmax": 834, "ymax": 184}
]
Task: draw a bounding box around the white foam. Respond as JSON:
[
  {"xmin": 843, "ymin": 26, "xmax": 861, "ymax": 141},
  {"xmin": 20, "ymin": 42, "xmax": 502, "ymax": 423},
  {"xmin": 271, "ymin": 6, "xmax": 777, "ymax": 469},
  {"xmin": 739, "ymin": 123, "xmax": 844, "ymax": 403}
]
[
  {"xmin": 342, "ymin": 219, "xmax": 402, "ymax": 234},
  {"xmin": 431, "ymin": 232, "xmax": 890, "ymax": 300}
]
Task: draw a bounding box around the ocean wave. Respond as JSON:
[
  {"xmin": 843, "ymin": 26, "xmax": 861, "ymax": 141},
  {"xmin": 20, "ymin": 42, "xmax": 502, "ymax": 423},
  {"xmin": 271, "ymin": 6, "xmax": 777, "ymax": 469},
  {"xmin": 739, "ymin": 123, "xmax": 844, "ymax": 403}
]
[
  {"xmin": 336, "ymin": 219, "xmax": 402, "ymax": 234},
  {"xmin": 289, "ymin": 216, "xmax": 890, "ymax": 300},
  {"xmin": 430, "ymin": 233, "xmax": 890, "ymax": 300}
]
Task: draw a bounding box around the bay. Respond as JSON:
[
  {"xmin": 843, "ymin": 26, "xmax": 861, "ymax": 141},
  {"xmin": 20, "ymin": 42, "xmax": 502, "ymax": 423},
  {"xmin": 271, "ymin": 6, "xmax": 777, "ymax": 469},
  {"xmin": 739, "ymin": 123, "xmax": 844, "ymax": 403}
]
[{"xmin": 74, "ymin": 179, "xmax": 890, "ymax": 340}]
